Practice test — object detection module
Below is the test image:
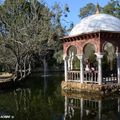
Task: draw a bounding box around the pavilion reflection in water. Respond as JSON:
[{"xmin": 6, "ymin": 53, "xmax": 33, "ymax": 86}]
[{"xmin": 64, "ymin": 94, "xmax": 120, "ymax": 120}]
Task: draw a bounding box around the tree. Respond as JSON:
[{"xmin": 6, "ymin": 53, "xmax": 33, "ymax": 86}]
[
  {"xmin": 79, "ymin": 0, "xmax": 120, "ymax": 19},
  {"xmin": 116, "ymin": 0, "xmax": 120, "ymax": 17},
  {"xmin": 50, "ymin": 2, "xmax": 70, "ymax": 68},
  {"xmin": 79, "ymin": 3, "xmax": 96, "ymax": 18},
  {"xmin": 102, "ymin": 0, "xmax": 120, "ymax": 18},
  {"xmin": 0, "ymin": 0, "xmax": 55, "ymax": 80},
  {"xmin": 0, "ymin": 0, "xmax": 70, "ymax": 80}
]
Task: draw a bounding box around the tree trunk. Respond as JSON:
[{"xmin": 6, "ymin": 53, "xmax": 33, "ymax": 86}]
[
  {"xmin": 15, "ymin": 62, "xmax": 19, "ymax": 76},
  {"xmin": 42, "ymin": 57, "xmax": 48, "ymax": 96},
  {"xmin": 23, "ymin": 57, "xmax": 27, "ymax": 77},
  {"xmin": 28, "ymin": 62, "xmax": 31, "ymax": 74},
  {"xmin": 20, "ymin": 65, "xmax": 23, "ymax": 79},
  {"xmin": 43, "ymin": 57, "xmax": 47, "ymax": 76}
]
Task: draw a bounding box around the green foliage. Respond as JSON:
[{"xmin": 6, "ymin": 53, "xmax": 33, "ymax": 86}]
[
  {"xmin": 102, "ymin": 0, "xmax": 120, "ymax": 18},
  {"xmin": 1, "ymin": 0, "xmax": 54, "ymax": 73},
  {"xmin": 102, "ymin": 51, "xmax": 110, "ymax": 73},
  {"xmin": 53, "ymin": 50, "xmax": 63, "ymax": 64},
  {"xmin": 89, "ymin": 51, "xmax": 96, "ymax": 65},
  {"xmin": 50, "ymin": 3, "xmax": 71, "ymax": 64},
  {"xmin": 73, "ymin": 57, "xmax": 80, "ymax": 70},
  {"xmin": 79, "ymin": 0, "xmax": 120, "ymax": 19},
  {"xmin": 79, "ymin": 3, "xmax": 96, "ymax": 18},
  {"xmin": 0, "ymin": 0, "xmax": 70, "ymax": 73}
]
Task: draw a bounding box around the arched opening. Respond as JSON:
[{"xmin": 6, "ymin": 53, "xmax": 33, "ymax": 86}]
[
  {"xmin": 67, "ymin": 46, "xmax": 79, "ymax": 70},
  {"xmin": 102, "ymin": 42, "xmax": 117, "ymax": 80},
  {"xmin": 83, "ymin": 43, "xmax": 97, "ymax": 71},
  {"xmin": 67, "ymin": 45, "xmax": 77, "ymax": 56}
]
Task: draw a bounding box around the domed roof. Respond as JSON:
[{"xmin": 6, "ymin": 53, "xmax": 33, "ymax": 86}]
[{"xmin": 69, "ymin": 13, "xmax": 120, "ymax": 36}]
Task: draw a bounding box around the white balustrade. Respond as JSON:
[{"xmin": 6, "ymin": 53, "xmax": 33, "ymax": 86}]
[
  {"xmin": 84, "ymin": 71, "xmax": 98, "ymax": 83},
  {"xmin": 103, "ymin": 73, "xmax": 117, "ymax": 83},
  {"xmin": 67, "ymin": 71, "xmax": 80, "ymax": 81}
]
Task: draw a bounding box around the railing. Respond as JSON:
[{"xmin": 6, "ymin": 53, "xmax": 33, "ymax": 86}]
[
  {"xmin": 84, "ymin": 71, "xmax": 98, "ymax": 83},
  {"xmin": 67, "ymin": 70, "xmax": 117, "ymax": 84},
  {"xmin": 84, "ymin": 99, "xmax": 98, "ymax": 109},
  {"xmin": 102, "ymin": 73, "xmax": 117, "ymax": 83},
  {"xmin": 68, "ymin": 98, "xmax": 81, "ymax": 108},
  {"xmin": 68, "ymin": 98, "xmax": 98, "ymax": 109},
  {"xmin": 67, "ymin": 70, "xmax": 98, "ymax": 83},
  {"xmin": 67, "ymin": 71, "xmax": 80, "ymax": 81}
]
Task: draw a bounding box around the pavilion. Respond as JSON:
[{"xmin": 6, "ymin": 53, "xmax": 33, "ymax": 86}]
[{"xmin": 61, "ymin": 6, "xmax": 120, "ymax": 93}]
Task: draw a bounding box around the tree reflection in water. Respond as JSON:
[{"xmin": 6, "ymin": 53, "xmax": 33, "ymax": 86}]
[
  {"xmin": 0, "ymin": 73, "xmax": 64, "ymax": 120},
  {"xmin": 0, "ymin": 73, "xmax": 120, "ymax": 120}
]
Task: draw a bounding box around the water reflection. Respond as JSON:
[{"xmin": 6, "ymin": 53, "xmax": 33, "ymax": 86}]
[
  {"xmin": 1, "ymin": 73, "xmax": 120, "ymax": 120},
  {"xmin": 64, "ymin": 93, "xmax": 120, "ymax": 120},
  {"xmin": 0, "ymin": 73, "xmax": 64, "ymax": 120},
  {"xmin": 14, "ymin": 88, "xmax": 31, "ymax": 118}
]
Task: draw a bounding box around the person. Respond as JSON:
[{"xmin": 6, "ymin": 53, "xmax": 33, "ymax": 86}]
[
  {"xmin": 91, "ymin": 66, "xmax": 95, "ymax": 82},
  {"xmin": 85, "ymin": 59, "xmax": 90, "ymax": 71},
  {"xmin": 91, "ymin": 66, "xmax": 95, "ymax": 71}
]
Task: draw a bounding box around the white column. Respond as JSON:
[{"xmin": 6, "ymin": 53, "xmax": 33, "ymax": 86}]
[
  {"xmin": 63, "ymin": 54, "xmax": 68, "ymax": 82},
  {"xmin": 96, "ymin": 53, "xmax": 103, "ymax": 85},
  {"xmin": 70, "ymin": 52, "xmax": 74, "ymax": 70},
  {"xmin": 70, "ymin": 58, "xmax": 73, "ymax": 70},
  {"xmin": 118, "ymin": 98, "xmax": 120, "ymax": 113},
  {"xmin": 98, "ymin": 100, "xmax": 102, "ymax": 120},
  {"xmin": 77, "ymin": 54, "xmax": 84, "ymax": 83},
  {"xmin": 64, "ymin": 96, "xmax": 68, "ymax": 120},
  {"xmin": 68, "ymin": 58, "xmax": 71, "ymax": 71},
  {"xmin": 80, "ymin": 98, "xmax": 84, "ymax": 120},
  {"xmin": 116, "ymin": 53, "xmax": 120, "ymax": 84},
  {"xmin": 68, "ymin": 54, "xmax": 73, "ymax": 71}
]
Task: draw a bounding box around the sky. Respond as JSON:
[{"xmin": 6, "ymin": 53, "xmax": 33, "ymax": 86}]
[
  {"xmin": 0, "ymin": 0, "xmax": 110, "ymax": 25},
  {"xmin": 44, "ymin": 0, "xmax": 110, "ymax": 25}
]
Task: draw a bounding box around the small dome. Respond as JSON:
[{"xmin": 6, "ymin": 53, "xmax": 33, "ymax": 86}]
[{"xmin": 69, "ymin": 13, "xmax": 120, "ymax": 36}]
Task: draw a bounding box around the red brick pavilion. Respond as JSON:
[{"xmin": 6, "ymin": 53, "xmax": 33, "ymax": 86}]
[{"xmin": 61, "ymin": 7, "xmax": 120, "ymax": 93}]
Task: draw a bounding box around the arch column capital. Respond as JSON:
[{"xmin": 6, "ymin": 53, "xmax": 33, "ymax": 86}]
[
  {"xmin": 63, "ymin": 54, "xmax": 68, "ymax": 60},
  {"xmin": 69, "ymin": 54, "xmax": 74, "ymax": 60},
  {"xmin": 116, "ymin": 52, "xmax": 120, "ymax": 57},
  {"xmin": 76, "ymin": 54, "xmax": 83, "ymax": 60},
  {"xmin": 95, "ymin": 53, "xmax": 104, "ymax": 59}
]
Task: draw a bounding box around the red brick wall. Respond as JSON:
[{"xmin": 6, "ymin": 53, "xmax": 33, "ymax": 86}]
[
  {"xmin": 100, "ymin": 33, "xmax": 120, "ymax": 52},
  {"xmin": 63, "ymin": 32, "xmax": 120, "ymax": 55},
  {"xmin": 63, "ymin": 37, "xmax": 100, "ymax": 55}
]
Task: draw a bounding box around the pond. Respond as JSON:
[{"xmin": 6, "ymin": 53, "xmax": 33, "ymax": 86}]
[{"xmin": 0, "ymin": 72, "xmax": 120, "ymax": 120}]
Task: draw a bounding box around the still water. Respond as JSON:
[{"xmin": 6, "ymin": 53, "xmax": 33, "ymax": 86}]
[{"xmin": 0, "ymin": 72, "xmax": 120, "ymax": 120}]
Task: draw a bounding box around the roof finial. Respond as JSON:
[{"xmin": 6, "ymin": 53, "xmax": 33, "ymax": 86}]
[{"xmin": 96, "ymin": 3, "xmax": 100, "ymax": 14}]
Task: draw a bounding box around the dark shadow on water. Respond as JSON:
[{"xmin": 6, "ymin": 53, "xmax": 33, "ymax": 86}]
[
  {"xmin": 0, "ymin": 72, "xmax": 64, "ymax": 120},
  {"xmin": 0, "ymin": 72, "xmax": 120, "ymax": 120}
]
